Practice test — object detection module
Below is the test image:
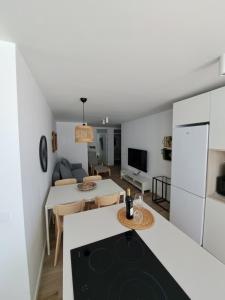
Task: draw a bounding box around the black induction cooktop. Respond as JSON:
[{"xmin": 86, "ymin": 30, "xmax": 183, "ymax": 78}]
[{"xmin": 70, "ymin": 230, "xmax": 190, "ymax": 300}]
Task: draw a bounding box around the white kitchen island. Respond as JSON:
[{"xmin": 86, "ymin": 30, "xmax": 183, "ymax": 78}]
[{"xmin": 63, "ymin": 202, "xmax": 225, "ymax": 300}]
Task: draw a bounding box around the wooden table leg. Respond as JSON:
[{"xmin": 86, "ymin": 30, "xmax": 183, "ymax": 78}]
[{"xmin": 45, "ymin": 206, "xmax": 50, "ymax": 255}]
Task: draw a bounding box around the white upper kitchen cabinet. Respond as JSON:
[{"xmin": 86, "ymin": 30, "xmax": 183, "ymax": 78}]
[
  {"xmin": 209, "ymin": 86, "xmax": 225, "ymax": 150},
  {"xmin": 173, "ymin": 92, "xmax": 210, "ymax": 127}
]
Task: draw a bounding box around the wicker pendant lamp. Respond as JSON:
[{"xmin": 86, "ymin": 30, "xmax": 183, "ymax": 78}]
[{"xmin": 75, "ymin": 98, "xmax": 94, "ymax": 143}]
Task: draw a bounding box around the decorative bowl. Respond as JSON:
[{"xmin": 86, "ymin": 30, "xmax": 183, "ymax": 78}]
[{"xmin": 77, "ymin": 181, "xmax": 97, "ymax": 191}]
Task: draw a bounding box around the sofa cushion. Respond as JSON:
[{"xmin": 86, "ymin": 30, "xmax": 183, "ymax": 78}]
[
  {"xmin": 72, "ymin": 169, "xmax": 87, "ymax": 183},
  {"xmin": 60, "ymin": 164, "xmax": 73, "ymax": 179},
  {"xmin": 52, "ymin": 161, "xmax": 61, "ymax": 185},
  {"xmin": 61, "ymin": 158, "xmax": 71, "ymax": 170},
  {"xmin": 71, "ymin": 163, "xmax": 82, "ymax": 170}
]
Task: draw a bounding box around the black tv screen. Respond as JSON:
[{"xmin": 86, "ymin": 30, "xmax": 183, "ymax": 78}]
[{"xmin": 128, "ymin": 148, "xmax": 147, "ymax": 172}]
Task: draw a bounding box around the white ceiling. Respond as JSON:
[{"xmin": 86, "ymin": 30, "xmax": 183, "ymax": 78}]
[{"xmin": 1, "ymin": 0, "xmax": 225, "ymax": 125}]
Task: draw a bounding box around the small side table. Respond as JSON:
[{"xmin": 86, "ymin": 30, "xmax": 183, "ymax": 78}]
[
  {"xmin": 152, "ymin": 176, "xmax": 171, "ymax": 211},
  {"xmin": 94, "ymin": 165, "xmax": 111, "ymax": 176}
]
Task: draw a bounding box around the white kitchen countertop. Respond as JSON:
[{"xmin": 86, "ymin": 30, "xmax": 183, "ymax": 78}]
[{"xmin": 63, "ymin": 202, "xmax": 225, "ymax": 300}]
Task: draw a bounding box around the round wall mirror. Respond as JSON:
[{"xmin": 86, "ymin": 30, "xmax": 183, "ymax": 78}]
[{"xmin": 39, "ymin": 135, "xmax": 48, "ymax": 172}]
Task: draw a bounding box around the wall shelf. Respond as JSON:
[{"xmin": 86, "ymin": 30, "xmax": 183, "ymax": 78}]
[
  {"xmin": 206, "ymin": 149, "xmax": 225, "ymax": 197},
  {"xmin": 161, "ymin": 136, "xmax": 172, "ymax": 161},
  {"xmin": 208, "ymin": 192, "xmax": 225, "ymax": 203},
  {"xmin": 161, "ymin": 148, "xmax": 172, "ymax": 161}
]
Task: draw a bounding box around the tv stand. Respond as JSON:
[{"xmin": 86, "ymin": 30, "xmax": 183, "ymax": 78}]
[
  {"xmin": 121, "ymin": 169, "xmax": 151, "ymax": 194},
  {"xmin": 133, "ymin": 171, "xmax": 141, "ymax": 176}
]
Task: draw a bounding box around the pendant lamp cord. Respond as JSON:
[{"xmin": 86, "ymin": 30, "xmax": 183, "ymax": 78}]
[{"xmin": 83, "ymin": 101, "xmax": 85, "ymax": 125}]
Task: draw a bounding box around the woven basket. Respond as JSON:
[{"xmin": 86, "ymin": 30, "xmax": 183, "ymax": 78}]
[{"xmin": 117, "ymin": 206, "xmax": 154, "ymax": 230}]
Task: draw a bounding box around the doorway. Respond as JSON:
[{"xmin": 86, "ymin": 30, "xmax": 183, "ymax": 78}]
[
  {"xmin": 96, "ymin": 129, "xmax": 108, "ymax": 164},
  {"xmin": 114, "ymin": 129, "xmax": 121, "ymax": 166}
]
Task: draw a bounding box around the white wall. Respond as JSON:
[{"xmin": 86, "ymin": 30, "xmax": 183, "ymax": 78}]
[
  {"xmin": 0, "ymin": 41, "xmax": 56, "ymax": 300},
  {"xmin": 16, "ymin": 49, "xmax": 56, "ymax": 299},
  {"xmin": 56, "ymin": 122, "xmax": 88, "ymax": 172},
  {"xmin": 0, "ymin": 42, "xmax": 30, "ymax": 300},
  {"xmin": 122, "ymin": 110, "xmax": 172, "ymax": 187}
]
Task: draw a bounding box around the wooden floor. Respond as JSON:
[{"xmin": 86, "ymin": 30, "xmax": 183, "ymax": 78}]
[{"xmin": 37, "ymin": 167, "xmax": 169, "ymax": 300}]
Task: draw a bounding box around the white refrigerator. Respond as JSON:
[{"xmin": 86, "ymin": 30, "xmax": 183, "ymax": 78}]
[{"xmin": 170, "ymin": 124, "xmax": 209, "ymax": 244}]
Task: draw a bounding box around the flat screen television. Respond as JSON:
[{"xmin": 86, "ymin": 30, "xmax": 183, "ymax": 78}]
[{"xmin": 128, "ymin": 148, "xmax": 147, "ymax": 172}]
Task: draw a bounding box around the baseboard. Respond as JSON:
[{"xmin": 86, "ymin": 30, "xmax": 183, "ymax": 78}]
[{"xmin": 33, "ymin": 241, "xmax": 46, "ymax": 300}]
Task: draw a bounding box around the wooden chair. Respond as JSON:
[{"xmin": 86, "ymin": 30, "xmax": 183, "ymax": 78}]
[
  {"xmin": 53, "ymin": 200, "xmax": 85, "ymax": 266},
  {"xmin": 95, "ymin": 193, "xmax": 120, "ymax": 208},
  {"xmin": 55, "ymin": 178, "xmax": 77, "ymax": 186},
  {"xmin": 83, "ymin": 175, "xmax": 102, "ymax": 182}
]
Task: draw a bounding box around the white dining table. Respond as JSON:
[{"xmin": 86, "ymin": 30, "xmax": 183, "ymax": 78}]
[{"xmin": 45, "ymin": 179, "xmax": 126, "ymax": 255}]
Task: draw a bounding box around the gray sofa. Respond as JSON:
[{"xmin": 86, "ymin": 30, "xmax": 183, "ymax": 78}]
[{"xmin": 52, "ymin": 158, "xmax": 88, "ymax": 185}]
